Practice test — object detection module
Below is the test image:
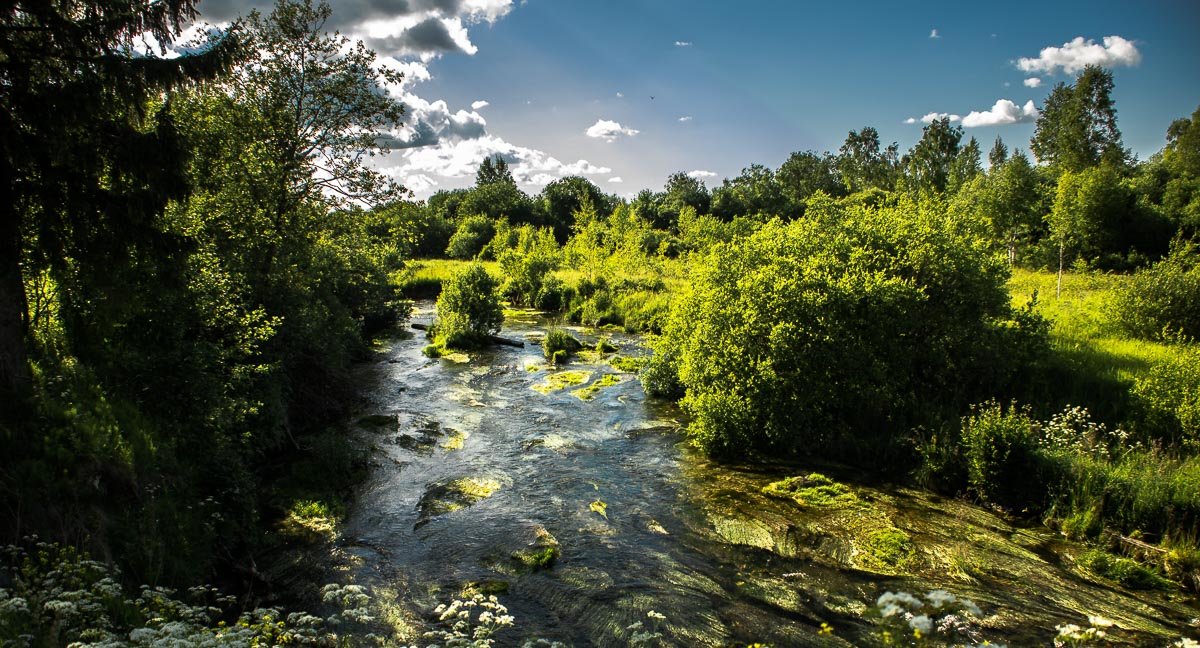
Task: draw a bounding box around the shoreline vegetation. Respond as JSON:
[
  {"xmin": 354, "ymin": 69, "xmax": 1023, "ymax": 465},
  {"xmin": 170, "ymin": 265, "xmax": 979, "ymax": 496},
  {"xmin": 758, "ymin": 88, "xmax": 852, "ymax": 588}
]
[{"xmin": 2, "ymin": 0, "xmax": 1200, "ymax": 645}]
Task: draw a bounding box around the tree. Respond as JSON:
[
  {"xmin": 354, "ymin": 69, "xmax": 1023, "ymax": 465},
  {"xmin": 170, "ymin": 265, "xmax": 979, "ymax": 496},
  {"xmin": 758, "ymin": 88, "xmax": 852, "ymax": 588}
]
[
  {"xmin": 904, "ymin": 117, "xmax": 963, "ymax": 194},
  {"xmin": 837, "ymin": 127, "xmax": 898, "ymax": 192},
  {"xmin": 233, "ymin": 0, "xmax": 406, "ymax": 277},
  {"xmin": 988, "ymin": 136, "xmax": 1009, "ymax": 170},
  {"xmin": 948, "ymin": 136, "xmax": 983, "ymax": 194},
  {"xmin": 0, "ymin": 0, "xmax": 240, "ymax": 407},
  {"xmin": 710, "ymin": 164, "xmax": 786, "ymax": 220},
  {"xmin": 538, "ymin": 176, "xmax": 613, "ymax": 242},
  {"xmin": 1031, "ymin": 65, "xmax": 1127, "ymax": 173},
  {"xmin": 777, "ymin": 150, "xmax": 845, "ymax": 214},
  {"xmin": 476, "ymin": 154, "xmax": 516, "ymax": 187},
  {"xmin": 952, "ymin": 150, "xmax": 1043, "ymax": 265},
  {"xmin": 1048, "ymin": 164, "xmax": 1127, "ymax": 296}
]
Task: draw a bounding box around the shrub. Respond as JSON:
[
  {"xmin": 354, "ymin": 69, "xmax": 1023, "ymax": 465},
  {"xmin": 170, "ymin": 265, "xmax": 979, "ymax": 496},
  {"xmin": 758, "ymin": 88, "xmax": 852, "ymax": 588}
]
[
  {"xmin": 445, "ymin": 215, "xmax": 496, "ymax": 260},
  {"xmin": 497, "ymin": 226, "xmax": 560, "ymax": 307},
  {"xmin": 960, "ymin": 402, "xmax": 1043, "ymax": 510},
  {"xmin": 1133, "ymin": 345, "xmax": 1200, "ymax": 447},
  {"xmin": 1112, "ymin": 239, "xmax": 1200, "ymax": 341},
  {"xmin": 542, "ymin": 327, "xmax": 582, "ymax": 364},
  {"xmin": 432, "ymin": 263, "xmax": 503, "ymax": 349},
  {"xmin": 647, "ymin": 199, "xmax": 1041, "ymax": 459}
]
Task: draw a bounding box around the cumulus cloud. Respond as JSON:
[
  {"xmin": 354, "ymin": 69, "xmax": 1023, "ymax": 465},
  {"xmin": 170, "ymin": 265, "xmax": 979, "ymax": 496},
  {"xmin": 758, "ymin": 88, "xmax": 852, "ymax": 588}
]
[
  {"xmin": 921, "ymin": 112, "xmax": 960, "ymax": 123},
  {"xmin": 471, "ymin": 100, "xmax": 489, "ymax": 109},
  {"xmin": 608, "ymin": 176, "xmax": 624, "ymax": 183},
  {"xmin": 195, "ymin": 0, "xmax": 514, "ymax": 59},
  {"xmin": 678, "ymin": 116, "xmax": 693, "ymax": 122},
  {"xmin": 929, "ymin": 28, "xmax": 940, "ymax": 39},
  {"xmin": 616, "ymin": 92, "xmax": 624, "ymax": 98},
  {"xmin": 687, "ymin": 170, "xmax": 717, "ymax": 179},
  {"xmin": 1016, "ymin": 35, "xmax": 1141, "ymax": 75},
  {"xmin": 1023, "ymin": 77, "xmax": 1042, "ymax": 88},
  {"xmin": 585, "ymin": 119, "xmax": 639, "ymax": 142},
  {"xmin": 961, "ymin": 99, "xmax": 1040, "ymax": 127},
  {"xmin": 674, "ymin": 40, "xmax": 692, "ymax": 47},
  {"xmin": 904, "ymin": 117, "xmax": 917, "ymax": 124},
  {"xmin": 385, "ymin": 134, "xmax": 610, "ymax": 191}
]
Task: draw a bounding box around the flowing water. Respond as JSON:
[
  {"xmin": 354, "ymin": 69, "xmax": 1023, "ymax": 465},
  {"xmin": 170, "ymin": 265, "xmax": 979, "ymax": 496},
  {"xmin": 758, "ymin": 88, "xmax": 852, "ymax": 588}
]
[{"xmin": 341, "ymin": 305, "xmax": 1197, "ymax": 646}]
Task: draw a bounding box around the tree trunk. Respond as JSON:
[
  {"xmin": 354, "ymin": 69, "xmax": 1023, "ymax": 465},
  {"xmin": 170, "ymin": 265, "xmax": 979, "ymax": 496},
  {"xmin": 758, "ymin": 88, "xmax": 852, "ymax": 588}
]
[
  {"xmin": 0, "ymin": 204, "xmax": 31, "ymax": 411},
  {"xmin": 1057, "ymin": 241, "xmax": 1064, "ymax": 300}
]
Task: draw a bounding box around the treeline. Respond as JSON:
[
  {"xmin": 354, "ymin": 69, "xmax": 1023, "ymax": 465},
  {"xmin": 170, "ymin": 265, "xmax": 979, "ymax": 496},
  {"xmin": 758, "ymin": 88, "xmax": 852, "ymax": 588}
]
[
  {"xmin": 1, "ymin": 0, "xmax": 411, "ymax": 588},
  {"xmin": 391, "ymin": 66, "xmax": 1196, "ymax": 283}
]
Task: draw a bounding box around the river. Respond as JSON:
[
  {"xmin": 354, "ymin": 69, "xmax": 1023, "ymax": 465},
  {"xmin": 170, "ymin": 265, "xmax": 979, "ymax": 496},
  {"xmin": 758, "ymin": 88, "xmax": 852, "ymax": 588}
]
[{"xmin": 339, "ymin": 305, "xmax": 1197, "ymax": 646}]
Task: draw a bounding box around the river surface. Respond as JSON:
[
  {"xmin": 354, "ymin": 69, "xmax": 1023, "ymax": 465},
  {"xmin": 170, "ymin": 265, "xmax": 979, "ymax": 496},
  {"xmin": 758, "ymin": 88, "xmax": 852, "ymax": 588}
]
[{"xmin": 341, "ymin": 305, "xmax": 1197, "ymax": 646}]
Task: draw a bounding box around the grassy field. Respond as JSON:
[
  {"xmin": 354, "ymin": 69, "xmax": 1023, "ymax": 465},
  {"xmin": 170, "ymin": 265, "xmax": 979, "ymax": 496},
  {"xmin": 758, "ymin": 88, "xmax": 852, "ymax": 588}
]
[{"xmin": 1007, "ymin": 269, "xmax": 1174, "ymax": 387}]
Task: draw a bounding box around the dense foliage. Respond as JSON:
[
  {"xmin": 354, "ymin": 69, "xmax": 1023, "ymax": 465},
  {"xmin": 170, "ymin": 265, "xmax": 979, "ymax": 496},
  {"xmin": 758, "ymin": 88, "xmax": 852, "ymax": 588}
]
[
  {"xmin": 431, "ymin": 264, "xmax": 504, "ymax": 349},
  {"xmin": 644, "ymin": 199, "xmax": 1045, "ymax": 458}
]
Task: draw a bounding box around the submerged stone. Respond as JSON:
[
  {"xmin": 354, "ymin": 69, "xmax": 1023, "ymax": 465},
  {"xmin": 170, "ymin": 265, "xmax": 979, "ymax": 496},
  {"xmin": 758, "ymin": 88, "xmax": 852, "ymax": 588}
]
[{"xmin": 415, "ymin": 477, "xmax": 502, "ymax": 527}]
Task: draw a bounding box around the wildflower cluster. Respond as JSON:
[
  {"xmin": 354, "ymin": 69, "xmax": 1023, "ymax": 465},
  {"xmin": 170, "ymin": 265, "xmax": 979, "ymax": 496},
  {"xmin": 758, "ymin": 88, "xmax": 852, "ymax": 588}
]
[
  {"xmin": 625, "ymin": 610, "xmax": 667, "ymax": 647},
  {"xmin": 1053, "ymin": 615, "xmax": 1114, "ymax": 647},
  {"xmin": 406, "ymin": 594, "xmax": 514, "ymax": 647},
  {"xmin": 0, "ymin": 540, "xmax": 379, "ymax": 647},
  {"xmin": 873, "ymin": 589, "xmax": 995, "ymax": 647},
  {"xmin": 1037, "ymin": 405, "xmax": 1130, "ymax": 459}
]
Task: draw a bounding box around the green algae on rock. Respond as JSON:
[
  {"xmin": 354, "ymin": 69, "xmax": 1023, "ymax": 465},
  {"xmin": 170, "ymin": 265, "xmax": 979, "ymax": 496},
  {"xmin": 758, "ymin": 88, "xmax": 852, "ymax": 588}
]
[
  {"xmin": 441, "ymin": 429, "xmax": 470, "ymax": 451},
  {"xmin": 609, "ymin": 355, "xmax": 647, "ymax": 373},
  {"xmin": 416, "ymin": 477, "xmax": 502, "ymax": 527},
  {"xmin": 572, "ymin": 373, "xmax": 623, "ymax": 400},
  {"xmin": 762, "ymin": 473, "xmax": 860, "ymax": 508},
  {"xmin": 532, "ymin": 370, "xmax": 592, "ymax": 394}
]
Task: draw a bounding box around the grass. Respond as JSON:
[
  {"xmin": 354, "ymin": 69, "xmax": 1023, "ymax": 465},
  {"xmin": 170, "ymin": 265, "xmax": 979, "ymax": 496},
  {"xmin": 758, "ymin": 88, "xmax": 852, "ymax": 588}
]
[
  {"xmin": 1007, "ymin": 269, "xmax": 1174, "ymax": 385},
  {"xmin": 394, "ymin": 259, "xmax": 502, "ymax": 298}
]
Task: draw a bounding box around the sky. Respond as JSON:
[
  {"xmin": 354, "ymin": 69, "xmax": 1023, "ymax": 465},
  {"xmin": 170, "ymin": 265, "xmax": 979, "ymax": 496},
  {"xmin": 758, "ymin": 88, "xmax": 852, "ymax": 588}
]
[{"xmin": 190, "ymin": 0, "xmax": 1200, "ymax": 199}]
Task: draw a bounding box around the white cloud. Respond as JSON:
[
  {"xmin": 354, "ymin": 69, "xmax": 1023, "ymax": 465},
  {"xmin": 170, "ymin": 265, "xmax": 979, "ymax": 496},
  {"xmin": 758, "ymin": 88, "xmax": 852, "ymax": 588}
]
[
  {"xmin": 616, "ymin": 92, "xmax": 624, "ymax": 98},
  {"xmin": 608, "ymin": 176, "xmax": 624, "ymax": 183},
  {"xmin": 929, "ymin": 28, "xmax": 940, "ymax": 39},
  {"xmin": 471, "ymin": 100, "xmax": 490, "ymax": 110},
  {"xmin": 385, "ymin": 134, "xmax": 610, "ymax": 193},
  {"xmin": 961, "ymin": 99, "xmax": 1040, "ymax": 127},
  {"xmin": 675, "ymin": 40, "xmax": 692, "ymax": 47},
  {"xmin": 678, "ymin": 116, "xmax": 693, "ymax": 122},
  {"xmin": 585, "ymin": 119, "xmax": 639, "ymax": 142},
  {"xmin": 1016, "ymin": 35, "xmax": 1141, "ymax": 75},
  {"xmin": 1023, "ymin": 77, "xmax": 1042, "ymax": 88},
  {"xmin": 920, "ymin": 112, "xmax": 960, "ymax": 123},
  {"xmin": 687, "ymin": 170, "xmax": 717, "ymax": 179},
  {"xmin": 904, "ymin": 117, "xmax": 917, "ymax": 124}
]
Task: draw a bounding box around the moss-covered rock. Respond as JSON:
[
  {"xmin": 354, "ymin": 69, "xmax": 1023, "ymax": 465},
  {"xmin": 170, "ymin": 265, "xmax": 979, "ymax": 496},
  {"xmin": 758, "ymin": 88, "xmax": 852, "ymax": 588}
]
[
  {"xmin": 416, "ymin": 477, "xmax": 502, "ymax": 527},
  {"xmin": 762, "ymin": 473, "xmax": 859, "ymax": 508},
  {"xmin": 572, "ymin": 373, "xmax": 623, "ymax": 401},
  {"xmin": 532, "ymin": 370, "xmax": 592, "ymax": 394}
]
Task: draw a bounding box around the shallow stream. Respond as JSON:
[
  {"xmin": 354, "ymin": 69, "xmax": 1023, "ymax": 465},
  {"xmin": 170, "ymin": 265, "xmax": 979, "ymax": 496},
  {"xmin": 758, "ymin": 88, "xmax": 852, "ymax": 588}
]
[{"xmin": 341, "ymin": 305, "xmax": 1197, "ymax": 646}]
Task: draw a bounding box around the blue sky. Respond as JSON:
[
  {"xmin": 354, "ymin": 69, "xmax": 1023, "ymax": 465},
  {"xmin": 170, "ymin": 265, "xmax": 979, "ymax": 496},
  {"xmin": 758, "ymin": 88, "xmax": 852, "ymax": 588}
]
[{"xmin": 197, "ymin": 0, "xmax": 1200, "ymax": 198}]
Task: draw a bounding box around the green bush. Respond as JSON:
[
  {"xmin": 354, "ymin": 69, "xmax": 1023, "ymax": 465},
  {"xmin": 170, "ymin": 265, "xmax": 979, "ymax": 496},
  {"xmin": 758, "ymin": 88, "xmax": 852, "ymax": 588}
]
[
  {"xmin": 445, "ymin": 215, "xmax": 496, "ymax": 260},
  {"xmin": 646, "ymin": 199, "xmax": 1043, "ymax": 459},
  {"xmin": 1077, "ymin": 549, "xmax": 1172, "ymax": 590},
  {"xmin": 542, "ymin": 327, "xmax": 582, "ymax": 364},
  {"xmin": 1133, "ymin": 344, "xmax": 1200, "ymax": 447},
  {"xmin": 432, "ymin": 263, "xmax": 504, "ymax": 349},
  {"xmin": 497, "ymin": 225, "xmax": 560, "ymax": 307},
  {"xmin": 960, "ymin": 402, "xmax": 1044, "ymax": 510},
  {"xmin": 1112, "ymin": 239, "xmax": 1200, "ymax": 341}
]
